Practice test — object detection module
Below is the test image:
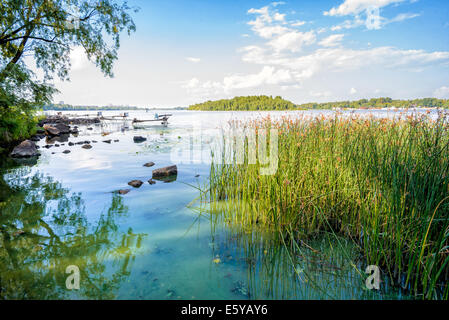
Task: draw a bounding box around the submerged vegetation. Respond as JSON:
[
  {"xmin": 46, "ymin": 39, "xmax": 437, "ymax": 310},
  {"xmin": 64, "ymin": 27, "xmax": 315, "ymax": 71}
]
[
  {"xmin": 208, "ymin": 113, "xmax": 449, "ymax": 299},
  {"xmin": 188, "ymin": 96, "xmax": 449, "ymax": 111}
]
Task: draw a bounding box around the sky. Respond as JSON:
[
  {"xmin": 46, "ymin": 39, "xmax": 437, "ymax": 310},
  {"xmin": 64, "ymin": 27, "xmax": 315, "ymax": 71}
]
[{"xmin": 51, "ymin": 0, "xmax": 449, "ymax": 108}]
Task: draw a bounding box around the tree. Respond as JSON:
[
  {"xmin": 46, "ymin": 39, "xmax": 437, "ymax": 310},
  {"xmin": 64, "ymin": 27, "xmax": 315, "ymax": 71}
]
[{"xmin": 0, "ymin": 0, "xmax": 137, "ymax": 113}]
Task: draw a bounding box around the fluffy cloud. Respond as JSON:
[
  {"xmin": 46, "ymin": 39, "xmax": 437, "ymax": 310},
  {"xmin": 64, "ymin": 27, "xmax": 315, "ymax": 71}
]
[
  {"xmin": 182, "ymin": 66, "xmax": 293, "ymax": 96},
  {"xmin": 318, "ymin": 34, "xmax": 345, "ymax": 47},
  {"xmin": 434, "ymin": 86, "xmax": 449, "ymax": 99},
  {"xmin": 241, "ymin": 46, "xmax": 449, "ymax": 82},
  {"xmin": 324, "ymin": 0, "xmax": 406, "ymax": 16},
  {"xmin": 247, "ymin": 4, "xmax": 315, "ymax": 52}
]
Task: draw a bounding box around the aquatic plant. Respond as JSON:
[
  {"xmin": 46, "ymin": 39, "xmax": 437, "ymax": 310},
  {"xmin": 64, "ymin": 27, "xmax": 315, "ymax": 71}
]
[{"xmin": 208, "ymin": 112, "xmax": 449, "ymax": 299}]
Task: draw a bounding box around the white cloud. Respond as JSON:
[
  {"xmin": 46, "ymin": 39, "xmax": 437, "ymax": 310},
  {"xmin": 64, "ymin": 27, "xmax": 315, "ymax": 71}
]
[
  {"xmin": 319, "ymin": 34, "xmax": 345, "ymax": 47},
  {"xmin": 186, "ymin": 57, "xmax": 201, "ymax": 63},
  {"xmin": 324, "ymin": 0, "xmax": 406, "ymax": 16},
  {"xmin": 182, "ymin": 66, "xmax": 293, "ymax": 97},
  {"xmin": 268, "ymin": 30, "xmax": 316, "ymax": 52},
  {"xmin": 350, "ymin": 87, "xmax": 357, "ymax": 95},
  {"xmin": 434, "ymin": 86, "xmax": 449, "ymax": 99},
  {"xmin": 241, "ymin": 46, "xmax": 449, "ymax": 82},
  {"xmin": 290, "ymin": 20, "xmax": 306, "ymax": 27},
  {"xmin": 387, "ymin": 12, "xmax": 420, "ymax": 24}
]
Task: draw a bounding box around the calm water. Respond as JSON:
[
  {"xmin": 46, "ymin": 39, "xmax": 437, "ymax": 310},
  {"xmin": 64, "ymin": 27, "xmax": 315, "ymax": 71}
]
[{"xmin": 0, "ymin": 109, "xmax": 438, "ymax": 300}]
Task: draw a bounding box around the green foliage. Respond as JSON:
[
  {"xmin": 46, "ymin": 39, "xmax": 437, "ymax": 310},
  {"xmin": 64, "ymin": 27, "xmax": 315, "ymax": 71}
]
[
  {"xmin": 209, "ymin": 115, "xmax": 449, "ymax": 299},
  {"xmin": 188, "ymin": 95, "xmax": 297, "ymax": 111},
  {"xmin": 0, "ymin": 107, "xmax": 40, "ymax": 148},
  {"xmin": 189, "ymin": 96, "xmax": 449, "ymax": 111},
  {"xmin": 0, "ymin": 0, "xmax": 137, "ymax": 145}
]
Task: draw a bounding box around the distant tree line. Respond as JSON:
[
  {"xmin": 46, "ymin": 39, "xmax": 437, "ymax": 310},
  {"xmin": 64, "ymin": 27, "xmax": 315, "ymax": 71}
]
[
  {"xmin": 188, "ymin": 96, "xmax": 449, "ymax": 111},
  {"xmin": 43, "ymin": 104, "xmax": 141, "ymax": 111}
]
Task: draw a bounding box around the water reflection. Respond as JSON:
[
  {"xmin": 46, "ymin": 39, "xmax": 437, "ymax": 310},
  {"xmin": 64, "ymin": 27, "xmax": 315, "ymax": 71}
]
[
  {"xmin": 0, "ymin": 161, "xmax": 146, "ymax": 299},
  {"xmin": 202, "ymin": 207, "xmax": 388, "ymax": 300}
]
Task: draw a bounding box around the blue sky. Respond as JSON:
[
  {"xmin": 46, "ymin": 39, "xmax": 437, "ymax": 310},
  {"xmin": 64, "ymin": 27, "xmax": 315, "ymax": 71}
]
[{"xmin": 53, "ymin": 0, "xmax": 449, "ymax": 107}]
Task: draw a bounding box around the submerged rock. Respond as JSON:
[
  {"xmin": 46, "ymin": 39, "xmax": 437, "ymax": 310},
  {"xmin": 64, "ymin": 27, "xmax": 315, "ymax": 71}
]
[
  {"xmin": 82, "ymin": 144, "xmax": 92, "ymax": 149},
  {"xmin": 10, "ymin": 140, "xmax": 39, "ymax": 158},
  {"xmin": 63, "ymin": 150, "xmax": 71, "ymax": 154},
  {"xmin": 143, "ymin": 162, "xmax": 155, "ymax": 167},
  {"xmin": 117, "ymin": 189, "xmax": 131, "ymax": 195},
  {"xmin": 68, "ymin": 142, "xmax": 75, "ymax": 146},
  {"xmin": 133, "ymin": 136, "xmax": 147, "ymax": 143},
  {"xmin": 152, "ymin": 165, "xmax": 177, "ymax": 177},
  {"xmin": 128, "ymin": 180, "xmax": 144, "ymax": 188}
]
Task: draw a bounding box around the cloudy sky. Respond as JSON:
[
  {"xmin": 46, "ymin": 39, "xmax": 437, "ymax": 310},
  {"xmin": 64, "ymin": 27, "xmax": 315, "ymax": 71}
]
[{"xmin": 52, "ymin": 0, "xmax": 449, "ymax": 107}]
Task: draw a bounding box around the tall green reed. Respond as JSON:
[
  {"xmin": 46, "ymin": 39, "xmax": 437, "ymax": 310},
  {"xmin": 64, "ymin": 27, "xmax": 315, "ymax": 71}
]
[{"xmin": 208, "ymin": 113, "xmax": 449, "ymax": 299}]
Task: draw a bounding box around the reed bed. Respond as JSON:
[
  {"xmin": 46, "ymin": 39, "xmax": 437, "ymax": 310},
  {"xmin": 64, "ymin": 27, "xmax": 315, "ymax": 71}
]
[{"xmin": 209, "ymin": 112, "xmax": 449, "ymax": 299}]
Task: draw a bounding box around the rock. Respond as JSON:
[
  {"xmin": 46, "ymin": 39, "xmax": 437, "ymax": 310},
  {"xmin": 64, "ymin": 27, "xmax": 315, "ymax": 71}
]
[
  {"xmin": 103, "ymin": 139, "xmax": 112, "ymax": 144},
  {"xmin": 48, "ymin": 134, "xmax": 69, "ymax": 144},
  {"xmin": 128, "ymin": 180, "xmax": 144, "ymax": 188},
  {"xmin": 143, "ymin": 162, "xmax": 155, "ymax": 167},
  {"xmin": 133, "ymin": 136, "xmax": 147, "ymax": 143},
  {"xmin": 44, "ymin": 145, "xmax": 52, "ymax": 149},
  {"xmin": 36, "ymin": 128, "xmax": 45, "ymax": 134},
  {"xmin": 117, "ymin": 189, "xmax": 131, "ymax": 195},
  {"xmin": 10, "ymin": 140, "xmax": 39, "ymax": 158},
  {"xmin": 53, "ymin": 123, "xmax": 71, "ymax": 134},
  {"xmin": 87, "ymin": 127, "xmax": 93, "ymax": 130},
  {"xmin": 82, "ymin": 144, "xmax": 92, "ymax": 149},
  {"xmin": 92, "ymin": 140, "xmax": 98, "ymax": 143},
  {"xmin": 114, "ymin": 139, "xmax": 119, "ymax": 142},
  {"xmin": 63, "ymin": 150, "xmax": 71, "ymax": 154},
  {"xmin": 70, "ymin": 128, "xmax": 79, "ymax": 134},
  {"xmin": 55, "ymin": 144, "xmax": 60, "ymax": 147},
  {"xmin": 30, "ymin": 134, "xmax": 45, "ymax": 142},
  {"xmin": 43, "ymin": 124, "xmax": 60, "ymax": 136},
  {"xmin": 195, "ymin": 174, "xmax": 200, "ymax": 178},
  {"xmin": 68, "ymin": 142, "xmax": 75, "ymax": 146},
  {"xmin": 148, "ymin": 179, "xmax": 156, "ymax": 185},
  {"xmin": 76, "ymin": 141, "xmax": 84, "ymax": 145},
  {"xmin": 152, "ymin": 165, "xmax": 177, "ymax": 178}
]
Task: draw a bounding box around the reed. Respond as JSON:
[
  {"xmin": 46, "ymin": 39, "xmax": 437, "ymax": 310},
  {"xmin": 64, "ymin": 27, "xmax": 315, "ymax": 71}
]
[{"xmin": 208, "ymin": 112, "xmax": 449, "ymax": 299}]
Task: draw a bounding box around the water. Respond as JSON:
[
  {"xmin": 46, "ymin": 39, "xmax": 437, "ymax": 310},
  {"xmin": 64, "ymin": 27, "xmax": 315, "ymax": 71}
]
[{"xmin": 1, "ymin": 109, "xmax": 437, "ymax": 300}]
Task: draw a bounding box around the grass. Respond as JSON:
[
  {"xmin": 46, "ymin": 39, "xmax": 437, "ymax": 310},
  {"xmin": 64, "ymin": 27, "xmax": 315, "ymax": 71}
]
[{"xmin": 208, "ymin": 112, "xmax": 449, "ymax": 299}]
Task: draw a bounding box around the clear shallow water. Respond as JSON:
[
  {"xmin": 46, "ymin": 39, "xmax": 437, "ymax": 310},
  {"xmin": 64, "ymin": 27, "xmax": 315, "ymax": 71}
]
[{"xmin": 1, "ymin": 109, "xmax": 437, "ymax": 300}]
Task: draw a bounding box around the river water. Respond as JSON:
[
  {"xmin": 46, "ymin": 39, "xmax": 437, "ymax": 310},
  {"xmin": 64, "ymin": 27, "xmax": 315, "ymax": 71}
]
[{"xmin": 0, "ymin": 108, "xmax": 440, "ymax": 300}]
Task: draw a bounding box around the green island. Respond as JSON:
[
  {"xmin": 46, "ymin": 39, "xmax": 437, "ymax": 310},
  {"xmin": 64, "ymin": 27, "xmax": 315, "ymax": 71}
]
[{"xmin": 188, "ymin": 95, "xmax": 449, "ymax": 111}]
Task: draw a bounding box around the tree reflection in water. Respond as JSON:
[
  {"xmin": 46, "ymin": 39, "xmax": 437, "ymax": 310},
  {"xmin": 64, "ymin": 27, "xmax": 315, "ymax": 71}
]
[{"xmin": 0, "ymin": 160, "xmax": 146, "ymax": 299}]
